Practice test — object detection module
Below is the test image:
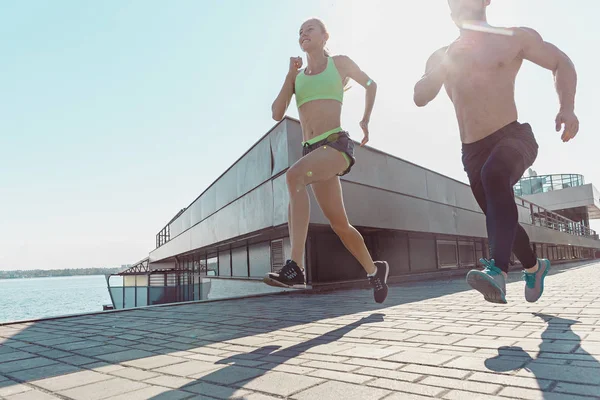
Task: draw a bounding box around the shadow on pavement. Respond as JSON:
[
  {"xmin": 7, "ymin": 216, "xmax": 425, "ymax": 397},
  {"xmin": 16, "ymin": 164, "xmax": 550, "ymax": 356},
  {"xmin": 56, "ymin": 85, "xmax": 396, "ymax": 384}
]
[
  {"xmin": 148, "ymin": 314, "xmax": 385, "ymax": 399},
  {"xmin": 485, "ymin": 313, "xmax": 600, "ymax": 399}
]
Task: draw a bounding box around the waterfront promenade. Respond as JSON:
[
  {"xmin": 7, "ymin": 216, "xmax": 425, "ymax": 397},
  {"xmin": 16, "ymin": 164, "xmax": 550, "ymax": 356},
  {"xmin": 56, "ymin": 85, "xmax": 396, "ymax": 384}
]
[{"xmin": 1, "ymin": 261, "xmax": 599, "ymax": 399}]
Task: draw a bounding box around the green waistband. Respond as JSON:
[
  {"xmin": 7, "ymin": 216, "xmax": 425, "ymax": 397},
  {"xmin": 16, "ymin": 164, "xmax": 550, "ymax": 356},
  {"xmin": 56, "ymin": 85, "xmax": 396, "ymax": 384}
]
[{"xmin": 302, "ymin": 127, "xmax": 343, "ymax": 146}]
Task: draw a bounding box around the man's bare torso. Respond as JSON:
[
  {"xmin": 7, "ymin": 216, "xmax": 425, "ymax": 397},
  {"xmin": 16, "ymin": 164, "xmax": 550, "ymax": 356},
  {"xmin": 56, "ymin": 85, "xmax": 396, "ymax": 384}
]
[{"xmin": 442, "ymin": 30, "xmax": 525, "ymax": 144}]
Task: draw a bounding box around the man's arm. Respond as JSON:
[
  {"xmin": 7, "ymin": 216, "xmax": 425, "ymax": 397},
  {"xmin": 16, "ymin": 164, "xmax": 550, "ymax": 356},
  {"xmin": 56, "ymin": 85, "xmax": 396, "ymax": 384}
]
[
  {"xmin": 413, "ymin": 46, "xmax": 448, "ymax": 107},
  {"xmin": 518, "ymin": 27, "xmax": 579, "ymax": 141}
]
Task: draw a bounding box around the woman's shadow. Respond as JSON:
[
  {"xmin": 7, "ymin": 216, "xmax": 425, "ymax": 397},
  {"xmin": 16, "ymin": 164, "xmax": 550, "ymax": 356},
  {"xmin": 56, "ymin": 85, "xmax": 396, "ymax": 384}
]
[
  {"xmin": 484, "ymin": 313, "xmax": 600, "ymax": 398},
  {"xmin": 149, "ymin": 313, "xmax": 385, "ymax": 399}
]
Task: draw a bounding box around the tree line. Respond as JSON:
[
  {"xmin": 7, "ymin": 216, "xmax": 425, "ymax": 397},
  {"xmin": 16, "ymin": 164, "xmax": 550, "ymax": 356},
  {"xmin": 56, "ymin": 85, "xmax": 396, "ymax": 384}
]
[{"xmin": 0, "ymin": 267, "xmax": 124, "ymax": 279}]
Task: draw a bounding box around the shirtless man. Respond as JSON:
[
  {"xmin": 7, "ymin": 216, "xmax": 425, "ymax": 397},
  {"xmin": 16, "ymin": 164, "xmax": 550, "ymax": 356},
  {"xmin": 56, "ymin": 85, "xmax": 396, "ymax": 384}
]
[{"xmin": 414, "ymin": 0, "xmax": 579, "ymax": 304}]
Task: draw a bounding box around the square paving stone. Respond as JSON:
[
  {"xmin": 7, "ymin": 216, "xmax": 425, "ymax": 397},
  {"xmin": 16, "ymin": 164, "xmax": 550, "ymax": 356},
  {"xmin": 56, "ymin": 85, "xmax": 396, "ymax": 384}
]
[
  {"xmin": 32, "ymin": 370, "xmax": 112, "ymax": 392},
  {"xmin": 58, "ymin": 377, "xmax": 148, "ymax": 400},
  {"xmin": 8, "ymin": 363, "xmax": 81, "ymax": 382},
  {"xmin": 238, "ymin": 372, "xmax": 324, "ymax": 397},
  {"xmin": 4, "ymin": 390, "xmax": 61, "ymax": 400},
  {"xmin": 293, "ymin": 381, "xmax": 390, "ymax": 400},
  {"xmin": 181, "ymin": 381, "xmax": 252, "ymax": 399},
  {"xmin": 155, "ymin": 360, "xmax": 222, "ymax": 377},
  {"xmin": 123, "ymin": 355, "xmax": 187, "ymax": 370},
  {"xmin": 108, "ymin": 386, "xmax": 191, "ymax": 400},
  {"xmin": 0, "ymin": 381, "xmax": 31, "ymax": 397},
  {"xmin": 96, "ymin": 349, "xmax": 155, "ymax": 363},
  {"xmin": 0, "ymin": 357, "xmax": 57, "ymax": 374}
]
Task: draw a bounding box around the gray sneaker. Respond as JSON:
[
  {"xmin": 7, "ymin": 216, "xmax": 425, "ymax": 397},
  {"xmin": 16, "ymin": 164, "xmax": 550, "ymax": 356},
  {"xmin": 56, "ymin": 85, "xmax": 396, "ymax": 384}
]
[
  {"xmin": 523, "ymin": 259, "xmax": 551, "ymax": 303},
  {"xmin": 466, "ymin": 259, "xmax": 507, "ymax": 304}
]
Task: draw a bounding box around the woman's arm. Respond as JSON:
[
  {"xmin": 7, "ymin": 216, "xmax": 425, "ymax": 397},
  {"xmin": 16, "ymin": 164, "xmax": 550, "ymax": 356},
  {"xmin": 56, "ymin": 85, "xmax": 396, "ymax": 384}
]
[
  {"xmin": 334, "ymin": 55, "xmax": 377, "ymax": 146},
  {"xmin": 272, "ymin": 57, "xmax": 302, "ymax": 121}
]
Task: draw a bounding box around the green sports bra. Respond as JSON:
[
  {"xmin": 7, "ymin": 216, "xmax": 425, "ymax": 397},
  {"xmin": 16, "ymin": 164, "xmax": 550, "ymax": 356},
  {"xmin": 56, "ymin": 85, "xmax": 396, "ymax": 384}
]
[{"xmin": 295, "ymin": 57, "xmax": 344, "ymax": 108}]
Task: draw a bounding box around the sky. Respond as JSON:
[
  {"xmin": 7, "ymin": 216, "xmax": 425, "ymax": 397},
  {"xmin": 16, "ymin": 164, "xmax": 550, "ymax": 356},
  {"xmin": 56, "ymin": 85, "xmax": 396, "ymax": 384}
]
[{"xmin": 1, "ymin": 0, "xmax": 599, "ymax": 270}]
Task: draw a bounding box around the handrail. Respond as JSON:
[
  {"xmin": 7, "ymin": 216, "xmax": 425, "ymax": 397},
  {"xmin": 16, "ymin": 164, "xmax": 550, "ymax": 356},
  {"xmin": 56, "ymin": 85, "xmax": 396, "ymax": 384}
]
[
  {"xmin": 156, "ymin": 208, "xmax": 186, "ymax": 248},
  {"xmin": 516, "ymin": 196, "xmax": 597, "ymax": 238}
]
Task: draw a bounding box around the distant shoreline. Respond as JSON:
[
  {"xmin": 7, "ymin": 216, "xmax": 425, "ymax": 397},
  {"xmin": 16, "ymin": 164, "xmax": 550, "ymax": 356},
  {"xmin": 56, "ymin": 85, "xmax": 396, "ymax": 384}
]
[{"xmin": 0, "ymin": 268, "xmax": 123, "ymax": 280}]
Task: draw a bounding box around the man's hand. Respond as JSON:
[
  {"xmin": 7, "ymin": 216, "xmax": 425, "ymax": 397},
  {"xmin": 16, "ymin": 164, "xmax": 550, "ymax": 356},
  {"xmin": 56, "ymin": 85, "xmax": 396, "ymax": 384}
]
[{"xmin": 555, "ymin": 110, "xmax": 579, "ymax": 142}]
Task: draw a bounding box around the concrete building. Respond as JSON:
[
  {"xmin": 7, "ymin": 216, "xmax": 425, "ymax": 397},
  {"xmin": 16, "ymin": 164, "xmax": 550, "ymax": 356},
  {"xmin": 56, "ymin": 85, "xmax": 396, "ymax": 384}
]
[{"xmin": 107, "ymin": 117, "xmax": 600, "ymax": 309}]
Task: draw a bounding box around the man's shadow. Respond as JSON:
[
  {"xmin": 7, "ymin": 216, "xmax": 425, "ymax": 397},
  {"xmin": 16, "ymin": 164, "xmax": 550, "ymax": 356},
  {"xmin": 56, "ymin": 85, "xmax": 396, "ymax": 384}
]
[
  {"xmin": 485, "ymin": 313, "xmax": 600, "ymax": 399},
  {"xmin": 149, "ymin": 313, "xmax": 385, "ymax": 399}
]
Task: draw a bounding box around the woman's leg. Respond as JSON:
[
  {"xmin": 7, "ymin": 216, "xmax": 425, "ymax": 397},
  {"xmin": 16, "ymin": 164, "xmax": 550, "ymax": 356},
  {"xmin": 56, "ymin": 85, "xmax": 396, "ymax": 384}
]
[
  {"xmin": 286, "ymin": 146, "xmax": 348, "ymax": 268},
  {"xmin": 311, "ymin": 176, "xmax": 377, "ymax": 275}
]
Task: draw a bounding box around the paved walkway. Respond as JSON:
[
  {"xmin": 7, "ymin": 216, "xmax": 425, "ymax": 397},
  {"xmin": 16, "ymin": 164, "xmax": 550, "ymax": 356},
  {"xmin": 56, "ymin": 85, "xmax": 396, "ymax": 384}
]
[{"xmin": 1, "ymin": 261, "xmax": 599, "ymax": 400}]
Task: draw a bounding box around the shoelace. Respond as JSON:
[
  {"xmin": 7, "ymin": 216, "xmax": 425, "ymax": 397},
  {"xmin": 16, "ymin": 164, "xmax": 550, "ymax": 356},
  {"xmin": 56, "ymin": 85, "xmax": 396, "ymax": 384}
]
[
  {"xmin": 479, "ymin": 258, "xmax": 502, "ymax": 276},
  {"xmin": 369, "ymin": 276, "xmax": 384, "ymax": 291},
  {"xmin": 522, "ymin": 271, "xmax": 536, "ymax": 288},
  {"xmin": 280, "ymin": 263, "xmax": 299, "ymax": 280}
]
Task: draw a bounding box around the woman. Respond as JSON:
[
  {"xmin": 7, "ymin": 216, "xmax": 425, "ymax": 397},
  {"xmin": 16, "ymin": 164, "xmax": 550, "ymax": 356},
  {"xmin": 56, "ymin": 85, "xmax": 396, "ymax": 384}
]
[{"xmin": 263, "ymin": 18, "xmax": 389, "ymax": 303}]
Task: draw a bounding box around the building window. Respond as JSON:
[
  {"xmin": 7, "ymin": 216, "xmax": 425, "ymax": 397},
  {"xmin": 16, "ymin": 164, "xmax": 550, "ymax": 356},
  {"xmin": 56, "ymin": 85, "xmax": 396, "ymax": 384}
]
[
  {"xmin": 458, "ymin": 241, "xmax": 476, "ymax": 267},
  {"xmin": 270, "ymin": 239, "xmax": 284, "ymax": 272},
  {"xmin": 409, "ymin": 236, "xmax": 437, "ymax": 272},
  {"xmin": 475, "ymin": 241, "xmax": 483, "ymax": 265},
  {"xmin": 207, "ymin": 254, "xmax": 218, "ymax": 276},
  {"xmin": 438, "ymin": 240, "xmax": 458, "ymax": 269},
  {"xmin": 218, "ymin": 249, "xmax": 231, "ymax": 277},
  {"xmin": 249, "ymin": 242, "xmax": 271, "ymax": 277},
  {"xmin": 231, "ymin": 246, "xmax": 248, "ymax": 277}
]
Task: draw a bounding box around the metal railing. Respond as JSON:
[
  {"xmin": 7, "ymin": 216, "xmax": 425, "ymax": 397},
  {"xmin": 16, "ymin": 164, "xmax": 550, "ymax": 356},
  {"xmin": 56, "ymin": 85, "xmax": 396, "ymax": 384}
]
[
  {"xmin": 156, "ymin": 208, "xmax": 186, "ymax": 248},
  {"xmin": 156, "ymin": 225, "xmax": 170, "ymax": 248},
  {"xmin": 516, "ymin": 197, "xmax": 597, "ymax": 239}
]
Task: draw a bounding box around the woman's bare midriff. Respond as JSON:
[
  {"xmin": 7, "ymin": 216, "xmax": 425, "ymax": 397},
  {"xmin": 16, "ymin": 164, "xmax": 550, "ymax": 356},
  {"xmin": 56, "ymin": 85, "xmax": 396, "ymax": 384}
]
[{"xmin": 298, "ymin": 99, "xmax": 343, "ymax": 141}]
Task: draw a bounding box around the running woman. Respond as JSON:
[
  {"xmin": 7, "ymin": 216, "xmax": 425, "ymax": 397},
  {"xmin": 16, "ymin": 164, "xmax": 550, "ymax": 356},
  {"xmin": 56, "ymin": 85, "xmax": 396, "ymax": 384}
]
[
  {"xmin": 264, "ymin": 18, "xmax": 389, "ymax": 303},
  {"xmin": 414, "ymin": 0, "xmax": 579, "ymax": 304}
]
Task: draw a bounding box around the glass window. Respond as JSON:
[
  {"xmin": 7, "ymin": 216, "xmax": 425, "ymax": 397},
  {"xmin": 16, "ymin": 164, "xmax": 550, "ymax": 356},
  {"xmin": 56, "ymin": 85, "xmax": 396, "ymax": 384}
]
[
  {"xmin": 149, "ymin": 287, "xmax": 165, "ymax": 305},
  {"xmin": 458, "ymin": 241, "xmax": 476, "ymax": 267},
  {"xmin": 409, "ymin": 236, "xmax": 437, "ymax": 272},
  {"xmin": 232, "ymin": 246, "xmax": 248, "ymax": 277},
  {"xmin": 109, "ymin": 287, "xmax": 124, "ymax": 309},
  {"xmin": 374, "ymin": 232, "xmax": 410, "ymax": 276},
  {"xmin": 475, "ymin": 241, "xmax": 483, "ymax": 264},
  {"xmin": 249, "ymin": 242, "xmax": 271, "ymax": 278},
  {"xmin": 437, "ymin": 240, "xmax": 458, "ymax": 269},
  {"xmin": 124, "ymin": 287, "xmax": 136, "ymax": 308},
  {"xmin": 218, "ymin": 249, "xmax": 231, "ymax": 276},
  {"xmin": 136, "ymin": 287, "xmax": 148, "ymax": 307},
  {"xmin": 207, "ymin": 254, "xmax": 218, "ymax": 276},
  {"xmin": 136, "ymin": 275, "xmax": 148, "ymax": 287}
]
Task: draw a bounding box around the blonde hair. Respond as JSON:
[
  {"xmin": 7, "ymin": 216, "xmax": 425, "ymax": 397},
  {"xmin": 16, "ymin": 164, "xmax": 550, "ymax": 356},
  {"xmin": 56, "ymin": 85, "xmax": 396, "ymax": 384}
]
[{"xmin": 303, "ymin": 17, "xmax": 351, "ymax": 90}]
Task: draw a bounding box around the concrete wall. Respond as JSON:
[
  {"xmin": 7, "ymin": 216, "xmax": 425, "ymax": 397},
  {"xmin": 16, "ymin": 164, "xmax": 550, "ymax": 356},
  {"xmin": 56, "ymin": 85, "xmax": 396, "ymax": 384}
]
[
  {"xmin": 150, "ymin": 117, "xmax": 600, "ymax": 263},
  {"xmin": 150, "ymin": 119, "xmax": 297, "ymax": 262}
]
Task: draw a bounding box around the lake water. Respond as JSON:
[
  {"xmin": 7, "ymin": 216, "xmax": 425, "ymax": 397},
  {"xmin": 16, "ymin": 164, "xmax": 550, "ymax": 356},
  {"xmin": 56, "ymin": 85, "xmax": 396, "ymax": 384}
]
[{"xmin": 0, "ymin": 275, "xmax": 112, "ymax": 324}]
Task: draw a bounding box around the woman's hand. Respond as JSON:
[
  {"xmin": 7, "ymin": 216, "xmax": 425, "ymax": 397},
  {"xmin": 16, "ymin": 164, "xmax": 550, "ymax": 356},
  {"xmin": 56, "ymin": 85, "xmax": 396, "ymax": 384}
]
[
  {"xmin": 359, "ymin": 119, "xmax": 369, "ymax": 146},
  {"xmin": 289, "ymin": 56, "xmax": 302, "ymax": 76}
]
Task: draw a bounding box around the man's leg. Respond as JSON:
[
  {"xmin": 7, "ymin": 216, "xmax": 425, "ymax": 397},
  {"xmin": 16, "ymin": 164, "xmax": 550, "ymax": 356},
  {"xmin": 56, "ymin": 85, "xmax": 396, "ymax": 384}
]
[
  {"xmin": 466, "ymin": 176, "xmax": 509, "ymax": 304},
  {"xmin": 479, "ymin": 145, "xmax": 534, "ymax": 273},
  {"xmin": 470, "ymin": 180, "xmax": 536, "ymax": 271}
]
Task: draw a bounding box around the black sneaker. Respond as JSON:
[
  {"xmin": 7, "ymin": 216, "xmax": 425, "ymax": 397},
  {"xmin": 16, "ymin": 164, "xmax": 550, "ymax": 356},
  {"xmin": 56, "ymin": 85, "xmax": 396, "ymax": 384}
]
[
  {"xmin": 263, "ymin": 260, "xmax": 305, "ymax": 288},
  {"xmin": 369, "ymin": 261, "xmax": 389, "ymax": 303}
]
